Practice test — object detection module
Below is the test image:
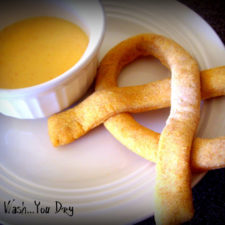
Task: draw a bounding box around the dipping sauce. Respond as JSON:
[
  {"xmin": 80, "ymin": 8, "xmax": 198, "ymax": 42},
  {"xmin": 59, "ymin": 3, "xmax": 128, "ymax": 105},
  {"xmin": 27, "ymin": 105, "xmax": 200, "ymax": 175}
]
[{"xmin": 0, "ymin": 16, "xmax": 89, "ymax": 89}]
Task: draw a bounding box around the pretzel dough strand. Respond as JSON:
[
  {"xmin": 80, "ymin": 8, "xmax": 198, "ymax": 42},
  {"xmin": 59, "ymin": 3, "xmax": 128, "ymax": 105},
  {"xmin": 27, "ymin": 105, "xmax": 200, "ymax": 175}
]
[
  {"xmin": 48, "ymin": 80, "xmax": 171, "ymax": 146},
  {"xmin": 200, "ymin": 66, "xmax": 225, "ymax": 99}
]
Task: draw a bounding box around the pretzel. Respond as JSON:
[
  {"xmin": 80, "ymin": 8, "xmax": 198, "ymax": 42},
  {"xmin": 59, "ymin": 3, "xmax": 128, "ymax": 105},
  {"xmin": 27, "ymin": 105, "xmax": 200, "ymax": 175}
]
[
  {"xmin": 97, "ymin": 33, "xmax": 201, "ymax": 224},
  {"xmin": 47, "ymin": 34, "xmax": 225, "ymax": 225}
]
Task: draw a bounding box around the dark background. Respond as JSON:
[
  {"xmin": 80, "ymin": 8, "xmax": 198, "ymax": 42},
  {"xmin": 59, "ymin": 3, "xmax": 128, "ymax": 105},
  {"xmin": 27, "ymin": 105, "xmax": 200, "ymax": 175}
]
[{"xmin": 136, "ymin": 0, "xmax": 225, "ymax": 224}]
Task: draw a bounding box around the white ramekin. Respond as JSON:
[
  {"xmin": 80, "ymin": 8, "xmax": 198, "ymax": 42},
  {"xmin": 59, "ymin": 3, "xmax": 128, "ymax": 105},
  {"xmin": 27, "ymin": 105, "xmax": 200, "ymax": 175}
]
[{"xmin": 0, "ymin": 0, "xmax": 105, "ymax": 119}]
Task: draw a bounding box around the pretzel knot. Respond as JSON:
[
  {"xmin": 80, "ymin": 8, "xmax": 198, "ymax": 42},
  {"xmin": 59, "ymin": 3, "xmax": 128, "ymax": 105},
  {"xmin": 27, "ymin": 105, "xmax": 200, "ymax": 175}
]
[
  {"xmin": 48, "ymin": 34, "xmax": 225, "ymax": 225},
  {"xmin": 97, "ymin": 34, "xmax": 201, "ymax": 224}
]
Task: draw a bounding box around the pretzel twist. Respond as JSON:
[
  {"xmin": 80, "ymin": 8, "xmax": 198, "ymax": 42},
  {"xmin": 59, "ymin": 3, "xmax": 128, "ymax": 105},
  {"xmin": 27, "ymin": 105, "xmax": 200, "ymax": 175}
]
[
  {"xmin": 48, "ymin": 33, "xmax": 225, "ymax": 225},
  {"xmin": 96, "ymin": 33, "xmax": 201, "ymax": 224},
  {"xmin": 48, "ymin": 41, "xmax": 225, "ymax": 173}
]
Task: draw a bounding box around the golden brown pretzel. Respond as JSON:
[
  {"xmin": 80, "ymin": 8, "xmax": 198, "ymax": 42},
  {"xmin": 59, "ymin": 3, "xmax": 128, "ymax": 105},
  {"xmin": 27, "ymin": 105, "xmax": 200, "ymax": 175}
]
[
  {"xmin": 48, "ymin": 34, "xmax": 225, "ymax": 225},
  {"xmin": 47, "ymin": 43, "xmax": 225, "ymax": 173},
  {"xmin": 96, "ymin": 33, "xmax": 201, "ymax": 225}
]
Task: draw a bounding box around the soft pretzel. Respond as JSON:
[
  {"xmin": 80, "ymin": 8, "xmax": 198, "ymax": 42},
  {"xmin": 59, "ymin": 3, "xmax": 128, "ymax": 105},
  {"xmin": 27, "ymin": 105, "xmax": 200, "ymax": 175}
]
[
  {"xmin": 96, "ymin": 33, "xmax": 201, "ymax": 224},
  {"xmin": 47, "ymin": 34, "xmax": 225, "ymax": 225}
]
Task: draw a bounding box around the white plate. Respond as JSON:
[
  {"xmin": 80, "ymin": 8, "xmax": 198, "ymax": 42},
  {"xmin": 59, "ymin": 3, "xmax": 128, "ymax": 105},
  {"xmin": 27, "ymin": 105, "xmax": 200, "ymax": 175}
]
[{"xmin": 0, "ymin": 1, "xmax": 224, "ymax": 224}]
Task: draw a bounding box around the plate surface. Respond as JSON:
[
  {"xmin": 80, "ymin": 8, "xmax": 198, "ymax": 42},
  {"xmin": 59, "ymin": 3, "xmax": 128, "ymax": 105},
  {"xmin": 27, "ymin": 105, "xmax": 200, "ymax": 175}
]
[{"xmin": 0, "ymin": 0, "xmax": 224, "ymax": 224}]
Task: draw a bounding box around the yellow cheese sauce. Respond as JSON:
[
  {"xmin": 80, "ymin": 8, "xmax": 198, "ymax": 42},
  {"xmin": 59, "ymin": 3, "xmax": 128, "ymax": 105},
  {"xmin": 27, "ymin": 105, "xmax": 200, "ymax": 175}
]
[{"xmin": 0, "ymin": 16, "xmax": 89, "ymax": 89}]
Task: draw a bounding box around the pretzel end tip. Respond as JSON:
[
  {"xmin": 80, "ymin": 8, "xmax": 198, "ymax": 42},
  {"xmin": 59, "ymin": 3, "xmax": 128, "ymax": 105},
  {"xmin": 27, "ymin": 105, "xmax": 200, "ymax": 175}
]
[{"xmin": 48, "ymin": 112, "xmax": 84, "ymax": 147}]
